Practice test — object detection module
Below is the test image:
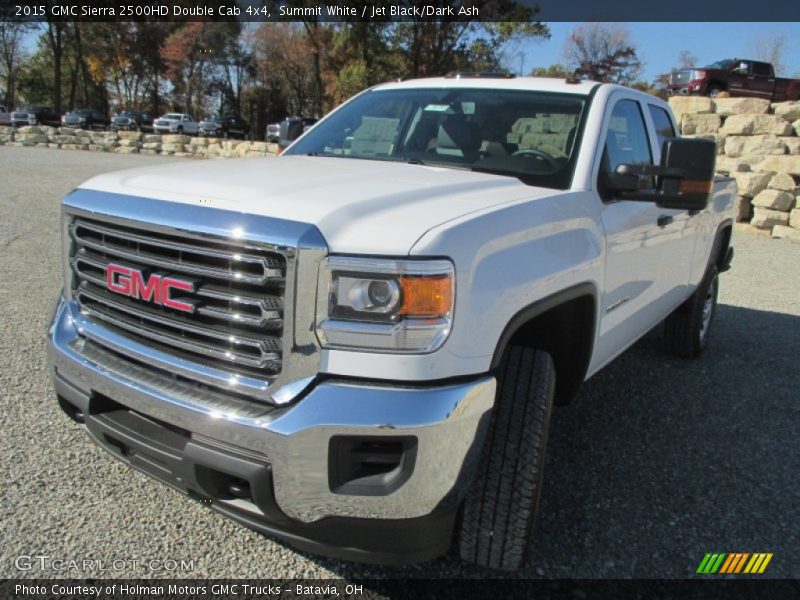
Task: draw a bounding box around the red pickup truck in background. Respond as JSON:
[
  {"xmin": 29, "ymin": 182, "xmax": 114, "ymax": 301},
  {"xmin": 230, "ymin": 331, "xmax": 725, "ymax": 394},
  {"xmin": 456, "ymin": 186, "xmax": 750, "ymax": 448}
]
[{"xmin": 669, "ymin": 58, "xmax": 800, "ymax": 101}]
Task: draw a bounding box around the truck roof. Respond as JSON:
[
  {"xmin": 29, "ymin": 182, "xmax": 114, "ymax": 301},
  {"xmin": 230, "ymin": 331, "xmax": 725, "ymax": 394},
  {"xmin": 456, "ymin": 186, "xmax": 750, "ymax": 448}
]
[{"xmin": 373, "ymin": 76, "xmax": 600, "ymax": 96}]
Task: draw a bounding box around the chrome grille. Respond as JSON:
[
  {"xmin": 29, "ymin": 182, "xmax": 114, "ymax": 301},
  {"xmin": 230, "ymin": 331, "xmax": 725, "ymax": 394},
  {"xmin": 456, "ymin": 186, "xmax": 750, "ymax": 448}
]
[{"xmin": 69, "ymin": 217, "xmax": 287, "ymax": 382}]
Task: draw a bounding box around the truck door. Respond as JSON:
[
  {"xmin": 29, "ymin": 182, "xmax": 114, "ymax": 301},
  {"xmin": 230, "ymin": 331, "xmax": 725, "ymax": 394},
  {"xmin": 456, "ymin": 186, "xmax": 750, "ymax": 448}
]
[
  {"xmin": 749, "ymin": 61, "xmax": 776, "ymax": 99},
  {"xmin": 727, "ymin": 61, "xmax": 753, "ymax": 97},
  {"xmin": 590, "ymin": 95, "xmax": 695, "ymax": 371}
]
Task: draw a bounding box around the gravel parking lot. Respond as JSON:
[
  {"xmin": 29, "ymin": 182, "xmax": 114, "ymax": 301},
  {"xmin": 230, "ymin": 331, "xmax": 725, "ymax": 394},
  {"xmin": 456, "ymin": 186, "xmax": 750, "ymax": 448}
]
[{"xmin": 1, "ymin": 146, "xmax": 798, "ymax": 580}]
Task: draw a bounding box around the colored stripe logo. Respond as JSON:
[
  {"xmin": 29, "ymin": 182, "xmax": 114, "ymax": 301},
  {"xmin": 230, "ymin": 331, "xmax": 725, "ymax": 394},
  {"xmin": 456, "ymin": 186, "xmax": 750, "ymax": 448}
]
[{"xmin": 696, "ymin": 553, "xmax": 773, "ymax": 574}]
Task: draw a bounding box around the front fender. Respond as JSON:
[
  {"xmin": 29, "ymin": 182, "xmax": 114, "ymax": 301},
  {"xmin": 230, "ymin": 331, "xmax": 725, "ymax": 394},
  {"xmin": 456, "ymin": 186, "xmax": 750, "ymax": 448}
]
[{"xmin": 411, "ymin": 191, "xmax": 605, "ymax": 363}]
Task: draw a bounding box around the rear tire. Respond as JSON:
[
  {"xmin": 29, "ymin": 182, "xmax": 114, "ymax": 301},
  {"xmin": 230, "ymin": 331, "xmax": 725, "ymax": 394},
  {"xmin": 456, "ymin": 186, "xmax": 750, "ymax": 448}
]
[
  {"xmin": 664, "ymin": 266, "xmax": 719, "ymax": 358},
  {"xmin": 458, "ymin": 346, "xmax": 555, "ymax": 571}
]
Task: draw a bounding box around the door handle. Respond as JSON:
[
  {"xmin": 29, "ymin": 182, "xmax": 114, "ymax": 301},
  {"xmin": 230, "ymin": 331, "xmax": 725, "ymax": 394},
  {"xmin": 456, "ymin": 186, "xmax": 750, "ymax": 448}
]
[{"xmin": 657, "ymin": 215, "xmax": 674, "ymax": 227}]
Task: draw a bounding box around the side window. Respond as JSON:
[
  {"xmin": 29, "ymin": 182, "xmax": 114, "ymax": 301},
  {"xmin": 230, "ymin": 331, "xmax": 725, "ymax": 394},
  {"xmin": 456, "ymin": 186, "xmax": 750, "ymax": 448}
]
[
  {"xmin": 647, "ymin": 105, "xmax": 676, "ymax": 151},
  {"xmin": 753, "ymin": 62, "xmax": 772, "ymax": 77},
  {"xmin": 732, "ymin": 61, "xmax": 750, "ymax": 75},
  {"xmin": 603, "ymin": 99, "xmax": 653, "ymax": 174}
]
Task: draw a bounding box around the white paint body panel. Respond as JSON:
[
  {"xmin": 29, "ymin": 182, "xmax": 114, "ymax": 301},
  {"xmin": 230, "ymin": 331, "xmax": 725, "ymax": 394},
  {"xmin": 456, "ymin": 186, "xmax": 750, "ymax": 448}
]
[{"xmin": 76, "ymin": 79, "xmax": 736, "ymax": 383}]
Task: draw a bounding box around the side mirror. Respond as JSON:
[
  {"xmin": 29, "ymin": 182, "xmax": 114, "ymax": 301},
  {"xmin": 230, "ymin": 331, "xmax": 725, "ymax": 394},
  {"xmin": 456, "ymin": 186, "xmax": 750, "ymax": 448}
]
[{"xmin": 602, "ymin": 138, "xmax": 716, "ymax": 211}]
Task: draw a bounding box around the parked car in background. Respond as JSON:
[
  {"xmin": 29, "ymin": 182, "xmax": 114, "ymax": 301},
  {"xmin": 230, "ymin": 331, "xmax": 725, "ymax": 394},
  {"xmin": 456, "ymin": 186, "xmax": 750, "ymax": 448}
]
[
  {"xmin": 278, "ymin": 116, "xmax": 318, "ymax": 149},
  {"xmin": 61, "ymin": 108, "xmax": 108, "ymax": 130},
  {"xmin": 266, "ymin": 122, "xmax": 280, "ymax": 142},
  {"xmin": 669, "ymin": 58, "xmax": 800, "ymax": 100},
  {"xmin": 198, "ymin": 115, "xmax": 250, "ymax": 139},
  {"xmin": 0, "ymin": 106, "xmax": 11, "ymax": 126},
  {"xmin": 10, "ymin": 106, "xmax": 60, "ymax": 127},
  {"xmin": 153, "ymin": 113, "xmax": 199, "ymax": 135},
  {"xmin": 111, "ymin": 110, "xmax": 152, "ymax": 132}
]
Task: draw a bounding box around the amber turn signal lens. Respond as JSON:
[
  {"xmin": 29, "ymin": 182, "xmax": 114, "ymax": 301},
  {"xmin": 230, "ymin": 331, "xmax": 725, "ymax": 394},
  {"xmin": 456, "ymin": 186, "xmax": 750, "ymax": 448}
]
[
  {"xmin": 399, "ymin": 275, "xmax": 453, "ymax": 317},
  {"xmin": 679, "ymin": 179, "xmax": 712, "ymax": 194}
]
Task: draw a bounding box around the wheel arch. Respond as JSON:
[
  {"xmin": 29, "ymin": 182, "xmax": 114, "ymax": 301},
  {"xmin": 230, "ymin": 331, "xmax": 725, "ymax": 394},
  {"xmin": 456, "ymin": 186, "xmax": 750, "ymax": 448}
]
[
  {"xmin": 490, "ymin": 282, "xmax": 598, "ymax": 406},
  {"xmin": 709, "ymin": 218, "xmax": 733, "ymax": 273}
]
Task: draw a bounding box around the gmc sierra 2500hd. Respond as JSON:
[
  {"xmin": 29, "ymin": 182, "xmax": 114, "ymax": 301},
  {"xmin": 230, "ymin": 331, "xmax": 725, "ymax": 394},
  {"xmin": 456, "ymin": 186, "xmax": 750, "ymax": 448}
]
[{"xmin": 48, "ymin": 76, "xmax": 736, "ymax": 571}]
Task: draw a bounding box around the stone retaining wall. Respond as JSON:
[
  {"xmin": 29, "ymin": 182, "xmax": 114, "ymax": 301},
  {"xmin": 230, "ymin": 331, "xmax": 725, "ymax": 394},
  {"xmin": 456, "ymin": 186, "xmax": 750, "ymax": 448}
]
[
  {"xmin": 0, "ymin": 126, "xmax": 279, "ymax": 159},
  {"xmin": 669, "ymin": 97, "xmax": 800, "ymax": 242}
]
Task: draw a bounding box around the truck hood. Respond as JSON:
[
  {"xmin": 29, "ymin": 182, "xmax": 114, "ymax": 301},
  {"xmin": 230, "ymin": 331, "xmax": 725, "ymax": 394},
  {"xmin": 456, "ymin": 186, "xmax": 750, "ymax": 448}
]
[{"xmin": 79, "ymin": 156, "xmax": 557, "ymax": 255}]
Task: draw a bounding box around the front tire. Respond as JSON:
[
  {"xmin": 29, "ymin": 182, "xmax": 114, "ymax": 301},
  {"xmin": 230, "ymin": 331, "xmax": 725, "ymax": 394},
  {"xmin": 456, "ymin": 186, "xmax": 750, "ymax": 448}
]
[
  {"xmin": 707, "ymin": 85, "xmax": 723, "ymax": 98},
  {"xmin": 664, "ymin": 266, "xmax": 719, "ymax": 358},
  {"xmin": 458, "ymin": 346, "xmax": 555, "ymax": 571}
]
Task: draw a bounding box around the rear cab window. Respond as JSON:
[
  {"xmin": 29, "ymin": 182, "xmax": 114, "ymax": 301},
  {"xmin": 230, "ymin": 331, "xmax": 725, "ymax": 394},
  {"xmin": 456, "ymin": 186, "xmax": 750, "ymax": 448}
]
[{"xmin": 647, "ymin": 105, "xmax": 677, "ymax": 151}]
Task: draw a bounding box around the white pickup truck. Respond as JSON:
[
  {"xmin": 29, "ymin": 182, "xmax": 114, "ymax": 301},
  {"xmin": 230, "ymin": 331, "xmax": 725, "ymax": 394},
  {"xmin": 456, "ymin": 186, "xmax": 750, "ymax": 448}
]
[
  {"xmin": 48, "ymin": 75, "xmax": 735, "ymax": 570},
  {"xmin": 152, "ymin": 112, "xmax": 199, "ymax": 135}
]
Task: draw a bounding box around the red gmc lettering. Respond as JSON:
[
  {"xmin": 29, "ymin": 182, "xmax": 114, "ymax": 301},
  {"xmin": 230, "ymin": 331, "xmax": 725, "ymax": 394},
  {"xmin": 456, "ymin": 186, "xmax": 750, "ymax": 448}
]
[
  {"xmin": 105, "ymin": 264, "xmax": 193, "ymax": 312},
  {"xmin": 130, "ymin": 269, "xmax": 161, "ymax": 303},
  {"xmin": 162, "ymin": 279, "xmax": 194, "ymax": 312},
  {"xmin": 106, "ymin": 263, "xmax": 132, "ymax": 295}
]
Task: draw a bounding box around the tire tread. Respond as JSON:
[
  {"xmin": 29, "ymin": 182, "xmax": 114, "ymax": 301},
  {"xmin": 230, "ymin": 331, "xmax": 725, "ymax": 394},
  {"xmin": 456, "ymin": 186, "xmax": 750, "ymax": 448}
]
[{"xmin": 458, "ymin": 346, "xmax": 555, "ymax": 570}]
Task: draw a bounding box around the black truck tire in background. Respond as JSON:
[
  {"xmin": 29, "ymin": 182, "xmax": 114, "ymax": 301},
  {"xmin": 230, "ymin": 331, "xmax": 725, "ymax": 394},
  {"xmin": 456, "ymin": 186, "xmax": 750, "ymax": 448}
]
[{"xmin": 458, "ymin": 346, "xmax": 555, "ymax": 571}]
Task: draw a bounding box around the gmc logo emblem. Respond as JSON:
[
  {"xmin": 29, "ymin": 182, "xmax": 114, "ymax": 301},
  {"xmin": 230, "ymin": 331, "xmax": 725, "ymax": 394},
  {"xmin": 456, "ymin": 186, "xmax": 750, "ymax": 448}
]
[{"xmin": 105, "ymin": 263, "xmax": 194, "ymax": 313}]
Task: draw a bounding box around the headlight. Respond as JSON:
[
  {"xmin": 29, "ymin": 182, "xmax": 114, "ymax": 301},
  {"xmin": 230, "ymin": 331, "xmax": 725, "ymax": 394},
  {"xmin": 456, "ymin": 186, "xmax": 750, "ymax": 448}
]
[{"xmin": 316, "ymin": 256, "xmax": 454, "ymax": 353}]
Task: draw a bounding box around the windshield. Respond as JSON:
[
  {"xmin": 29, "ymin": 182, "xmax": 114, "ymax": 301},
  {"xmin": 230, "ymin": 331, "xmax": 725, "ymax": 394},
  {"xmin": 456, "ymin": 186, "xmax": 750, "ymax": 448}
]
[
  {"xmin": 705, "ymin": 60, "xmax": 734, "ymax": 70},
  {"xmin": 204, "ymin": 116, "xmax": 223, "ymax": 122},
  {"xmin": 163, "ymin": 113, "xmax": 182, "ymax": 120},
  {"xmin": 286, "ymin": 88, "xmax": 588, "ymax": 189}
]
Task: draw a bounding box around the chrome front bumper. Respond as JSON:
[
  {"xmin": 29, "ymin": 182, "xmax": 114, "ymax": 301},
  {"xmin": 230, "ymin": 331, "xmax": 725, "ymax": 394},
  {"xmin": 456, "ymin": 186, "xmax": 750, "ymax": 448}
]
[{"xmin": 48, "ymin": 295, "xmax": 496, "ymax": 524}]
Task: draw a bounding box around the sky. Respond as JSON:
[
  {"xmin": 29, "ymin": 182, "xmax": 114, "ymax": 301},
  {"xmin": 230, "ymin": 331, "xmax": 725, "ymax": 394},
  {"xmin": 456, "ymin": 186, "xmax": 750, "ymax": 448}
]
[{"xmin": 512, "ymin": 22, "xmax": 800, "ymax": 82}]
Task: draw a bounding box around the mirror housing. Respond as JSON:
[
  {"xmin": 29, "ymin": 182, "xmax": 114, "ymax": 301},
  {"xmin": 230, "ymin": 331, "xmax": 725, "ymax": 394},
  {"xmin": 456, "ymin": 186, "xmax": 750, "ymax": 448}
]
[{"xmin": 601, "ymin": 138, "xmax": 716, "ymax": 211}]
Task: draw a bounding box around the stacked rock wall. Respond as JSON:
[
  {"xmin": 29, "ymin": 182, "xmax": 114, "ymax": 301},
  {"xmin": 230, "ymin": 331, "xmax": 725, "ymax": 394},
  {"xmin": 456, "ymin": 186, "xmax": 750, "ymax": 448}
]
[
  {"xmin": 0, "ymin": 127, "xmax": 279, "ymax": 159},
  {"xmin": 669, "ymin": 97, "xmax": 800, "ymax": 242}
]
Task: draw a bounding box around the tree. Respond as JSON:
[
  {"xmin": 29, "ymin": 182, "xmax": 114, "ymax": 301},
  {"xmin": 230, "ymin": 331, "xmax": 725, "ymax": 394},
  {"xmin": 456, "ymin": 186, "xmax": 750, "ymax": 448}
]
[
  {"xmin": 530, "ymin": 64, "xmax": 571, "ymax": 78},
  {"xmin": 677, "ymin": 50, "xmax": 697, "ymax": 69},
  {"xmin": 0, "ymin": 22, "xmax": 34, "ymax": 108},
  {"xmin": 252, "ymin": 23, "xmax": 315, "ymax": 115},
  {"xmin": 393, "ymin": 14, "xmax": 548, "ymax": 79},
  {"xmin": 751, "ymin": 34, "xmax": 787, "ymax": 76},
  {"xmin": 42, "ymin": 20, "xmax": 67, "ymax": 113},
  {"xmin": 161, "ymin": 23, "xmax": 240, "ymax": 115},
  {"xmin": 562, "ymin": 23, "xmax": 643, "ymax": 84},
  {"xmin": 324, "ymin": 22, "xmax": 400, "ymax": 105}
]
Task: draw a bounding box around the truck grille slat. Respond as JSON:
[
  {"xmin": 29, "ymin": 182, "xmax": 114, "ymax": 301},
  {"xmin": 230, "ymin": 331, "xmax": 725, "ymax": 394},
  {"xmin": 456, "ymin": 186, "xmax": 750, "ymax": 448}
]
[
  {"xmin": 69, "ymin": 216, "xmax": 288, "ymax": 395},
  {"xmin": 76, "ymin": 287, "xmax": 280, "ymax": 366},
  {"xmin": 71, "ymin": 221, "xmax": 284, "ymax": 285}
]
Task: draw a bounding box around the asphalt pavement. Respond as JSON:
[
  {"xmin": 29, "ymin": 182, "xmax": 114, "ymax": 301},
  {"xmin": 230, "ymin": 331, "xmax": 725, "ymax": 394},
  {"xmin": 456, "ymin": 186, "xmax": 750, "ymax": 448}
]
[{"xmin": 0, "ymin": 146, "xmax": 797, "ymax": 580}]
